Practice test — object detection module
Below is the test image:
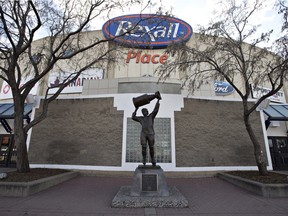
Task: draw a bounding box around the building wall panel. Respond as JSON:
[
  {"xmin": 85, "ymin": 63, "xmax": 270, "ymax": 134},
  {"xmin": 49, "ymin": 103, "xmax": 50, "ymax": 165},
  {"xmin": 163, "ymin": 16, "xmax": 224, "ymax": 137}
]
[
  {"xmin": 174, "ymin": 98, "xmax": 265, "ymax": 167},
  {"xmin": 29, "ymin": 98, "xmax": 123, "ymax": 166}
]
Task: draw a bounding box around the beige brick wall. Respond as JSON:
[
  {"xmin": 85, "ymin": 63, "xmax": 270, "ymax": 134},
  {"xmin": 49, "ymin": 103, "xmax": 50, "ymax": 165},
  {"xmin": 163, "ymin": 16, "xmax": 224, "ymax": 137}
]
[
  {"xmin": 29, "ymin": 98, "xmax": 123, "ymax": 166},
  {"xmin": 174, "ymin": 98, "xmax": 266, "ymax": 167},
  {"xmin": 29, "ymin": 97, "xmax": 266, "ymax": 169}
]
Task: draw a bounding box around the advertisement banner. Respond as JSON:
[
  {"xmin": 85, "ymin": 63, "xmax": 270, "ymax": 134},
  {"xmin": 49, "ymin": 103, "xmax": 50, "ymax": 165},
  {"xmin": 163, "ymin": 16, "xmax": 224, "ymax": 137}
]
[
  {"xmin": 252, "ymin": 86, "xmax": 286, "ymax": 103},
  {"xmin": 0, "ymin": 77, "xmax": 39, "ymax": 100},
  {"xmin": 48, "ymin": 68, "xmax": 104, "ymax": 94}
]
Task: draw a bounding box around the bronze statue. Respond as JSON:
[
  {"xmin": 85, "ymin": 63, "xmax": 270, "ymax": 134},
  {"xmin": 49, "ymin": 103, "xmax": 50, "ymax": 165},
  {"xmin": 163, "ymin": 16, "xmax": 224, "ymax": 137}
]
[{"xmin": 132, "ymin": 92, "xmax": 161, "ymax": 166}]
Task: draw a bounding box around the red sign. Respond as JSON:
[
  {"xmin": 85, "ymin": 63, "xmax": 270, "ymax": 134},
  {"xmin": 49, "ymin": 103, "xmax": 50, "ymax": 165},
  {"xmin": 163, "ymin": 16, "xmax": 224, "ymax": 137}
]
[{"xmin": 126, "ymin": 50, "xmax": 169, "ymax": 64}]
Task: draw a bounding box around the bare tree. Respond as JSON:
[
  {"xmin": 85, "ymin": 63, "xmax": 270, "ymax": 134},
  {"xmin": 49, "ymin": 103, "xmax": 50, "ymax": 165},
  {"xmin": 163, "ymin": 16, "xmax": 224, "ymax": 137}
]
[
  {"xmin": 276, "ymin": 0, "xmax": 288, "ymax": 61},
  {"xmin": 0, "ymin": 0, "xmax": 150, "ymax": 173},
  {"xmin": 156, "ymin": 0, "xmax": 288, "ymax": 175},
  {"xmin": 277, "ymin": 0, "xmax": 288, "ymax": 32}
]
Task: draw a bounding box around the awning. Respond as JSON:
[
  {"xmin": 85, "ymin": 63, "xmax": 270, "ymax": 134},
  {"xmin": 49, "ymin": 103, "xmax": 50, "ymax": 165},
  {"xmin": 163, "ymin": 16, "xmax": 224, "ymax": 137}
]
[
  {"xmin": 263, "ymin": 104, "xmax": 288, "ymax": 129},
  {"xmin": 263, "ymin": 104, "xmax": 288, "ymax": 121},
  {"xmin": 0, "ymin": 103, "xmax": 33, "ymax": 133}
]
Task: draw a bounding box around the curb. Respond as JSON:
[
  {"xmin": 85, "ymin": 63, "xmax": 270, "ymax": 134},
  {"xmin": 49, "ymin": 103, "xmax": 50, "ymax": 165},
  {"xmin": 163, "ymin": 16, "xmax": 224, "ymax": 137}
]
[
  {"xmin": 217, "ymin": 172, "xmax": 288, "ymax": 198},
  {"xmin": 0, "ymin": 171, "xmax": 79, "ymax": 197}
]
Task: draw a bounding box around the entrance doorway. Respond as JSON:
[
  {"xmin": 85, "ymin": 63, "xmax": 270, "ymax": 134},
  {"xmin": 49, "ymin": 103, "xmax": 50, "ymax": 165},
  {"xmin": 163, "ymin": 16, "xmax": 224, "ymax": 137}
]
[
  {"xmin": 0, "ymin": 134, "xmax": 16, "ymax": 167},
  {"xmin": 268, "ymin": 137, "xmax": 288, "ymax": 170}
]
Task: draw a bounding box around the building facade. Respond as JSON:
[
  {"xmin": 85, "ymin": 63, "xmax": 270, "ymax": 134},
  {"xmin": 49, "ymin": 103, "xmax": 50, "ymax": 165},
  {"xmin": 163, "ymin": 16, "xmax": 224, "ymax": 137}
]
[{"xmin": 0, "ymin": 14, "xmax": 287, "ymax": 172}]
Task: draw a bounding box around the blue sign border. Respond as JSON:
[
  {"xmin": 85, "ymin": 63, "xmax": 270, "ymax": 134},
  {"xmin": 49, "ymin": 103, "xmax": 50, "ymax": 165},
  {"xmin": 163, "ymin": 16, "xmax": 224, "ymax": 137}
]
[{"xmin": 102, "ymin": 14, "xmax": 193, "ymax": 49}]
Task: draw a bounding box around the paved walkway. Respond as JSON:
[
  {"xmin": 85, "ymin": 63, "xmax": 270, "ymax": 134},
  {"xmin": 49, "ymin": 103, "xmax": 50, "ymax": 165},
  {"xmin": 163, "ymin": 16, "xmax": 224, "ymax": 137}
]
[{"xmin": 0, "ymin": 175, "xmax": 287, "ymax": 216}]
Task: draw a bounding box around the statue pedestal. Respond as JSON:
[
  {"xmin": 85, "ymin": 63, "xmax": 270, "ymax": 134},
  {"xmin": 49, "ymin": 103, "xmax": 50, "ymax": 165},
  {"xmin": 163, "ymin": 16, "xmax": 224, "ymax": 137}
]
[
  {"xmin": 111, "ymin": 165, "xmax": 188, "ymax": 208},
  {"xmin": 130, "ymin": 165, "xmax": 169, "ymax": 197}
]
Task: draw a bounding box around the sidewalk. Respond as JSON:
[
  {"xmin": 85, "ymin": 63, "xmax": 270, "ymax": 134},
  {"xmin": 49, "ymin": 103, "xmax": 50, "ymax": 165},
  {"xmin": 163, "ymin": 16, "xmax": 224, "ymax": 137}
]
[{"xmin": 0, "ymin": 175, "xmax": 287, "ymax": 216}]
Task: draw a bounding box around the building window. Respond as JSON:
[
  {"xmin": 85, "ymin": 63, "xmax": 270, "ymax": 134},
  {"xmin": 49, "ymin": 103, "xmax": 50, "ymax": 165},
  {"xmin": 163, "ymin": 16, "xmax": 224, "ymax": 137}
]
[{"xmin": 126, "ymin": 118, "xmax": 172, "ymax": 163}]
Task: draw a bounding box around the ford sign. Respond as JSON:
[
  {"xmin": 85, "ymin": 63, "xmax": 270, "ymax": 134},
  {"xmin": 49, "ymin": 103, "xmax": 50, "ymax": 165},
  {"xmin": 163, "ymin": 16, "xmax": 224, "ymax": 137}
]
[
  {"xmin": 102, "ymin": 14, "xmax": 193, "ymax": 49},
  {"xmin": 214, "ymin": 81, "xmax": 235, "ymax": 96}
]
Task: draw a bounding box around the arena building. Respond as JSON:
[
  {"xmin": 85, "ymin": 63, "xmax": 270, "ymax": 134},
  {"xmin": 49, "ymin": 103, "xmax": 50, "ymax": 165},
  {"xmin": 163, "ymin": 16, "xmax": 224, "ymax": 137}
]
[{"xmin": 0, "ymin": 14, "xmax": 287, "ymax": 173}]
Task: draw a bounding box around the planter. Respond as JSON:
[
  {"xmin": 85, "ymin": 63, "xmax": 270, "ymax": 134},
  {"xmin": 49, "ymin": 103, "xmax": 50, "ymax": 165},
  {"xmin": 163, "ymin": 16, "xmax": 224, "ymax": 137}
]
[
  {"xmin": 218, "ymin": 172, "xmax": 288, "ymax": 198},
  {"xmin": 0, "ymin": 171, "xmax": 78, "ymax": 197}
]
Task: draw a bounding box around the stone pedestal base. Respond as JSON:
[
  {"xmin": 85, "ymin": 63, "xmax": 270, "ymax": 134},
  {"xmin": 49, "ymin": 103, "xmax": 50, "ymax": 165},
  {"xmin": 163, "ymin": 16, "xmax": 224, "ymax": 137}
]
[
  {"xmin": 130, "ymin": 165, "xmax": 169, "ymax": 197},
  {"xmin": 111, "ymin": 165, "xmax": 188, "ymax": 208}
]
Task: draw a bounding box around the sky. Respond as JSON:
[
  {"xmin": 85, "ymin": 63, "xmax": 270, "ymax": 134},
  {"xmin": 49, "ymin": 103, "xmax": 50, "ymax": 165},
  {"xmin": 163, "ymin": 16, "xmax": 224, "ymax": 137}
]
[
  {"xmin": 154, "ymin": 0, "xmax": 281, "ymax": 28},
  {"xmin": 165, "ymin": 0, "xmax": 283, "ymax": 41},
  {"xmin": 99, "ymin": 0, "xmax": 283, "ymax": 45},
  {"xmin": 35, "ymin": 0, "xmax": 284, "ymax": 44}
]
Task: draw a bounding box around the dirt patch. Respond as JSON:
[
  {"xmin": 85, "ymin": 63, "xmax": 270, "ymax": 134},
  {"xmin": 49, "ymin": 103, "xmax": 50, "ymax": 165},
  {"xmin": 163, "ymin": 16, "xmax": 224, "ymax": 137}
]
[
  {"xmin": 0, "ymin": 168, "xmax": 68, "ymax": 182},
  {"xmin": 227, "ymin": 171, "xmax": 288, "ymax": 184},
  {"xmin": 1, "ymin": 169, "xmax": 287, "ymax": 184}
]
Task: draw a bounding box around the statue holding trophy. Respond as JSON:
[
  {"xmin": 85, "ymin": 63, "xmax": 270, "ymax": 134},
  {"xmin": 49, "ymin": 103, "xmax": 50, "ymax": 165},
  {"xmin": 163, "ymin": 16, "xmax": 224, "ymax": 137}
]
[
  {"xmin": 132, "ymin": 91, "xmax": 161, "ymax": 166},
  {"xmin": 112, "ymin": 92, "xmax": 187, "ymax": 208}
]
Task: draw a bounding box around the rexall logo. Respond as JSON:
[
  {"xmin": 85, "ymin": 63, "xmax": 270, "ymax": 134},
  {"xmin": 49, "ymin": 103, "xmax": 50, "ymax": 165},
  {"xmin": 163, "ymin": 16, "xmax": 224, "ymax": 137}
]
[
  {"xmin": 214, "ymin": 81, "xmax": 235, "ymax": 96},
  {"xmin": 102, "ymin": 14, "xmax": 193, "ymax": 49}
]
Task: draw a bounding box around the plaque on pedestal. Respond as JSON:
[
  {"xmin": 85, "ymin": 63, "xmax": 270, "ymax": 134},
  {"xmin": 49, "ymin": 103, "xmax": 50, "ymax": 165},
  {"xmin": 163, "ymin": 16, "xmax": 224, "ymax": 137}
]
[
  {"xmin": 130, "ymin": 165, "xmax": 169, "ymax": 197},
  {"xmin": 142, "ymin": 174, "xmax": 157, "ymax": 191}
]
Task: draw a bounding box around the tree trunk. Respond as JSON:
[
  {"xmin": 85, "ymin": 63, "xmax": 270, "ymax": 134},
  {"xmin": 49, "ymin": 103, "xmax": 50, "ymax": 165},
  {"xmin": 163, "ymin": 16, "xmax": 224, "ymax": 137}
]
[
  {"xmin": 244, "ymin": 114, "xmax": 268, "ymax": 176},
  {"xmin": 14, "ymin": 97, "xmax": 30, "ymax": 173}
]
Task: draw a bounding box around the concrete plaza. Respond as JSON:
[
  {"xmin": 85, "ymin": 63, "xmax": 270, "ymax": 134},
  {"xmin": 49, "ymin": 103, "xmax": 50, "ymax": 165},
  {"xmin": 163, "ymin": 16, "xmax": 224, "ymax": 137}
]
[{"xmin": 0, "ymin": 174, "xmax": 288, "ymax": 216}]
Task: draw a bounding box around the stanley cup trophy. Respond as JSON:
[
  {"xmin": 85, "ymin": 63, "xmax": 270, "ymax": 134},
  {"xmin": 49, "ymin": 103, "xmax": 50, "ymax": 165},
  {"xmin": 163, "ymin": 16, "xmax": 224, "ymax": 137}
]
[
  {"xmin": 132, "ymin": 91, "xmax": 162, "ymax": 108},
  {"xmin": 132, "ymin": 91, "xmax": 161, "ymax": 166}
]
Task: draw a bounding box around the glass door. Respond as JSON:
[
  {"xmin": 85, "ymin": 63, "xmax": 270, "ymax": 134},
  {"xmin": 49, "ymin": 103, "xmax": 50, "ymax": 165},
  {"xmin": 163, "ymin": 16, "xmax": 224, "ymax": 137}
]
[
  {"xmin": 268, "ymin": 137, "xmax": 288, "ymax": 170},
  {"xmin": 0, "ymin": 135, "xmax": 16, "ymax": 167}
]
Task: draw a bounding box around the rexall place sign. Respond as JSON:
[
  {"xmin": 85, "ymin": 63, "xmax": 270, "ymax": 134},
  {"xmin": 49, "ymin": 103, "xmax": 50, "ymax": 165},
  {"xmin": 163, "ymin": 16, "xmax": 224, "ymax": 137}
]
[{"xmin": 102, "ymin": 14, "xmax": 193, "ymax": 49}]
